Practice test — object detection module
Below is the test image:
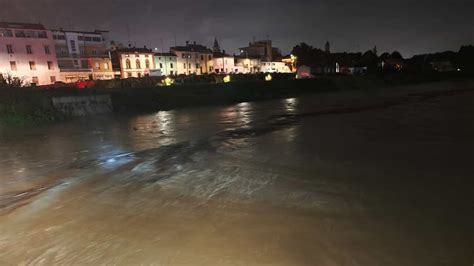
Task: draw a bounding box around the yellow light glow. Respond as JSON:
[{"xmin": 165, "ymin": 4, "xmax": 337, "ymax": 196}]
[
  {"xmin": 265, "ymin": 74, "xmax": 272, "ymax": 81},
  {"xmin": 162, "ymin": 77, "xmax": 174, "ymax": 86},
  {"xmin": 223, "ymin": 75, "xmax": 231, "ymax": 83}
]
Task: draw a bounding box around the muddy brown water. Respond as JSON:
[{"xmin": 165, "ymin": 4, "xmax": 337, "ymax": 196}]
[{"xmin": 0, "ymin": 82, "xmax": 473, "ymax": 265}]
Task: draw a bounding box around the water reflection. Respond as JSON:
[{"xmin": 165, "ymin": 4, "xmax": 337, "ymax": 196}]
[{"xmin": 284, "ymin": 98, "xmax": 298, "ymax": 114}]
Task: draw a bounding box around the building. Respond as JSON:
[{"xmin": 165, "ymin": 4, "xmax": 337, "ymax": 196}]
[
  {"xmin": 170, "ymin": 41, "xmax": 213, "ymax": 75},
  {"xmin": 212, "ymin": 51, "xmax": 236, "ymax": 74},
  {"xmin": 0, "ymin": 22, "xmax": 60, "ymax": 85},
  {"xmin": 282, "ymin": 55, "xmax": 297, "ymax": 73},
  {"xmin": 239, "ymin": 39, "xmax": 282, "ymax": 62},
  {"xmin": 111, "ymin": 47, "xmax": 155, "ymax": 78},
  {"xmin": 153, "ymin": 52, "xmax": 177, "ymax": 76},
  {"xmin": 235, "ymin": 56, "xmax": 262, "ymax": 74},
  {"xmin": 260, "ymin": 61, "xmax": 292, "ymax": 73},
  {"xmin": 51, "ymin": 29, "xmax": 114, "ymax": 82}
]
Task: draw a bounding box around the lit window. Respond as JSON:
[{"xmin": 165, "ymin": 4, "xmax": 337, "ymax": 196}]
[
  {"xmin": 145, "ymin": 59, "xmax": 150, "ymax": 69},
  {"xmin": 125, "ymin": 59, "xmax": 131, "ymax": 69},
  {"xmin": 95, "ymin": 62, "xmax": 100, "ymax": 70},
  {"xmin": 136, "ymin": 59, "xmax": 141, "ymax": 69},
  {"xmin": 104, "ymin": 63, "xmax": 109, "ymax": 70},
  {"xmin": 29, "ymin": 61, "xmax": 36, "ymax": 70}
]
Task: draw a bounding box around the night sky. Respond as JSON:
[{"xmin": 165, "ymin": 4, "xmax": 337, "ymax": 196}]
[{"xmin": 1, "ymin": 0, "xmax": 473, "ymax": 57}]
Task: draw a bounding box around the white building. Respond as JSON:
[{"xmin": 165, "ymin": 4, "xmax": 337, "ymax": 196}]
[
  {"xmin": 111, "ymin": 47, "xmax": 155, "ymax": 78},
  {"xmin": 0, "ymin": 22, "xmax": 60, "ymax": 85},
  {"xmin": 170, "ymin": 41, "xmax": 213, "ymax": 75},
  {"xmin": 153, "ymin": 52, "xmax": 177, "ymax": 76},
  {"xmin": 235, "ymin": 56, "xmax": 262, "ymax": 74},
  {"xmin": 260, "ymin": 61, "xmax": 292, "ymax": 73},
  {"xmin": 51, "ymin": 29, "xmax": 114, "ymax": 82},
  {"xmin": 212, "ymin": 51, "xmax": 237, "ymax": 74}
]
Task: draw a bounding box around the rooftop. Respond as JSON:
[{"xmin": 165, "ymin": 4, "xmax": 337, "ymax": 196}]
[
  {"xmin": 171, "ymin": 43, "xmax": 212, "ymax": 53},
  {"xmin": 0, "ymin": 22, "xmax": 46, "ymax": 30},
  {"xmin": 51, "ymin": 29, "xmax": 109, "ymax": 35},
  {"xmin": 116, "ymin": 47, "xmax": 154, "ymax": 54},
  {"xmin": 155, "ymin": 52, "xmax": 177, "ymax": 57}
]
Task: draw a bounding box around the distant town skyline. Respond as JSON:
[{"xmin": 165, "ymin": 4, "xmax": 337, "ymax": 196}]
[{"xmin": 1, "ymin": 0, "xmax": 473, "ymax": 57}]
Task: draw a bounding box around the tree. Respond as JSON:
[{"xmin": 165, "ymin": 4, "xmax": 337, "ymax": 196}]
[{"xmin": 391, "ymin": 51, "xmax": 403, "ymax": 59}]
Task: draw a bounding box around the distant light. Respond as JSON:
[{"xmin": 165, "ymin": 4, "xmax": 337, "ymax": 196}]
[
  {"xmin": 265, "ymin": 74, "xmax": 272, "ymax": 81},
  {"xmin": 457, "ymin": 68, "xmax": 461, "ymax": 72},
  {"xmin": 223, "ymin": 75, "xmax": 231, "ymax": 83},
  {"xmin": 162, "ymin": 77, "xmax": 174, "ymax": 86}
]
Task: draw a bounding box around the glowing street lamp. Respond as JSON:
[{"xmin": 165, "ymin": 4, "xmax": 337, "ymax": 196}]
[
  {"xmin": 223, "ymin": 75, "xmax": 231, "ymax": 83},
  {"xmin": 265, "ymin": 74, "xmax": 272, "ymax": 81}
]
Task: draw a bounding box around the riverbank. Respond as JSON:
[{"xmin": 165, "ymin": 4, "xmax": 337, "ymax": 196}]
[{"xmin": 0, "ymin": 72, "xmax": 472, "ymax": 126}]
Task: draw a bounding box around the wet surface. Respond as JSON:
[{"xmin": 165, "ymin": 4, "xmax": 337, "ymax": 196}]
[{"xmin": 0, "ymin": 82, "xmax": 473, "ymax": 265}]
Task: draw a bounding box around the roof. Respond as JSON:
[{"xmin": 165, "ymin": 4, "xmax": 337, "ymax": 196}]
[
  {"xmin": 116, "ymin": 47, "xmax": 153, "ymax": 54},
  {"xmin": 0, "ymin": 22, "xmax": 46, "ymax": 30},
  {"xmin": 155, "ymin": 52, "xmax": 177, "ymax": 57},
  {"xmin": 50, "ymin": 29, "xmax": 109, "ymax": 35},
  {"xmin": 171, "ymin": 44, "xmax": 212, "ymax": 53},
  {"xmin": 213, "ymin": 52, "xmax": 233, "ymax": 58}
]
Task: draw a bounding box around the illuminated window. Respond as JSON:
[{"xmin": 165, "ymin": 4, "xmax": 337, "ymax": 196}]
[
  {"xmin": 32, "ymin": 77, "xmax": 39, "ymax": 84},
  {"xmin": 145, "ymin": 59, "xmax": 150, "ymax": 69},
  {"xmin": 125, "ymin": 59, "xmax": 131, "ymax": 69},
  {"xmin": 104, "ymin": 63, "xmax": 109, "ymax": 70},
  {"xmin": 6, "ymin": 44, "xmax": 13, "ymax": 54},
  {"xmin": 95, "ymin": 62, "xmax": 100, "ymax": 70},
  {"xmin": 26, "ymin": 45, "xmax": 32, "ymax": 54},
  {"xmin": 47, "ymin": 61, "xmax": 54, "ymax": 70},
  {"xmin": 10, "ymin": 61, "xmax": 17, "ymax": 71},
  {"xmin": 29, "ymin": 61, "xmax": 36, "ymax": 70},
  {"xmin": 136, "ymin": 59, "xmax": 141, "ymax": 69},
  {"xmin": 44, "ymin": 45, "xmax": 50, "ymax": 54}
]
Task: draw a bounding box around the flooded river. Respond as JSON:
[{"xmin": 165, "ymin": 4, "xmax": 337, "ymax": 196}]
[{"xmin": 0, "ymin": 82, "xmax": 473, "ymax": 265}]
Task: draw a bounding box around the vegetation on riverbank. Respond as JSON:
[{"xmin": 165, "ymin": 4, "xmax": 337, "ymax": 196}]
[{"xmin": 0, "ymin": 71, "xmax": 472, "ymax": 126}]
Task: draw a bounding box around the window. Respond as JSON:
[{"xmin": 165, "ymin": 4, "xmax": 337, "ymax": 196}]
[
  {"xmin": 92, "ymin": 50, "xmax": 97, "ymax": 55},
  {"xmin": 135, "ymin": 54, "xmax": 139, "ymax": 58},
  {"xmin": 47, "ymin": 61, "xmax": 54, "ymax": 70},
  {"xmin": 0, "ymin": 29, "xmax": 13, "ymax": 37},
  {"xmin": 70, "ymin": 40, "xmax": 76, "ymax": 52},
  {"xmin": 92, "ymin": 37, "xmax": 101, "ymax": 42},
  {"xmin": 26, "ymin": 31, "xmax": 37, "ymax": 38},
  {"xmin": 29, "ymin": 61, "xmax": 36, "ymax": 70},
  {"xmin": 104, "ymin": 63, "xmax": 109, "ymax": 70},
  {"xmin": 26, "ymin": 45, "xmax": 32, "ymax": 54},
  {"xmin": 188, "ymin": 63, "xmax": 191, "ymax": 69},
  {"xmin": 183, "ymin": 63, "xmax": 186, "ymax": 69},
  {"xmin": 14, "ymin": 30, "xmax": 26, "ymax": 38},
  {"xmin": 84, "ymin": 37, "xmax": 92, "ymax": 42},
  {"xmin": 136, "ymin": 59, "xmax": 141, "ymax": 69},
  {"xmin": 145, "ymin": 59, "xmax": 150, "ymax": 69},
  {"xmin": 208, "ymin": 55, "xmax": 212, "ymax": 60},
  {"xmin": 37, "ymin": 31, "xmax": 47, "ymax": 38},
  {"xmin": 201, "ymin": 55, "xmax": 204, "ymax": 60},
  {"xmin": 170, "ymin": 71, "xmax": 174, "ymax": 75},
  {"xmin": 170, "ymin": 63, "xmax": 174, "ymax": 69},
  {"xmin": 6, "ymin": 44, "xmax": 13, "ymax": 54},
  {"xmin": 50, "ymin": 76, "xmax": 56, "ymax": 83},
  {"xmin": 125, "ymin": 59, "xmax": 131, "ymax": 69},
  {"xmin": 137, "ymin": 72, "xmax": 142, "ymax": 78},
  {"xmin": 209, "ymin": 66, "xmax": 213, "ymax": 72},
  {"xmin": 145, "ymin": 54, "xmax": 149, "ymax": 58},
  {"xmin": 94, "ymin": 62, "xmax": 100, "ymax": 70},
  {"xmin": 32, "ymin": 77, "xmax": 39, "ymax": 84},
  {"xmin": 81, "ymin": 60, "xmax": 89, "ymax": 69},
  {"xmin": 127, "ymin": 72, "xmax": 132, "ymax": 78},
  {"xmin": 196, "ymin": 63, "xmax": 199, "ymax": 68},
  {"xmin": 44, "ymin": 45, "xmax": 50, "ymax": 54},
  {"xmin": 159, "ymin": 63, "xmax": 163, "ymax": 68},
  {"xmin": 78, "ymin": 36, "xmax": 84, "ymax": 41},
  {"xmin": 10, "ymin": 61, "xmax": 17, "ymax": 71}
]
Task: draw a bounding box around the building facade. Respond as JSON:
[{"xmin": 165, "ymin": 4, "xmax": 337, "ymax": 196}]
[
  {"xmin": 170, "ymin": 41, "xmax": 213, "ymax": 75},
  {"xmin": 235, "ymin": 56, "xmax": 262, "ymax": 74},
  {"xmin": 111, "ymin": 47, "xmax": 155, "ymax": 78},
  {"xmin": 0, "ymin": 22, "xmax": 60, "ymax": 85},
  {"xmin": 212, "ymin": 51, "xmax": 236, "ymax": 74},
  {"xmin": 153, "ymin": 52, "xmax": 177, "ymax": 76},
  {"xmin": 239, "ymin": 39, "xmax": 282, "ymax": 62},
  {"xmin": 51, "ymin": 29, "xmax": 114, "ymax": 82},
  {"xmin": 260, "ymin": 61, "xmax": 292, "ymax": 73}
]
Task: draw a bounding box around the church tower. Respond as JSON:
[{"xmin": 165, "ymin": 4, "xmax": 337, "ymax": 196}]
[
  {"xmin": 325, "ymin": 41, "xmax": 330, "ymax": 53},
  {"xmin": 213, "ymin": 37, "xmax": 221, "ymax": 53}
]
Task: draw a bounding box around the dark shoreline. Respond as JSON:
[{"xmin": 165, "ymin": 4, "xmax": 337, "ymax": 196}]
[{"xmin": 0, "ymin": 72, "xmax": 472, "ymax": 126}]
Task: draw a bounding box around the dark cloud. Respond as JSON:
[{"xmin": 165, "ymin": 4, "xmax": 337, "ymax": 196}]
[{"xmin": 1, "ymin": 0, "xmax": 473, "ymax": 57}]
